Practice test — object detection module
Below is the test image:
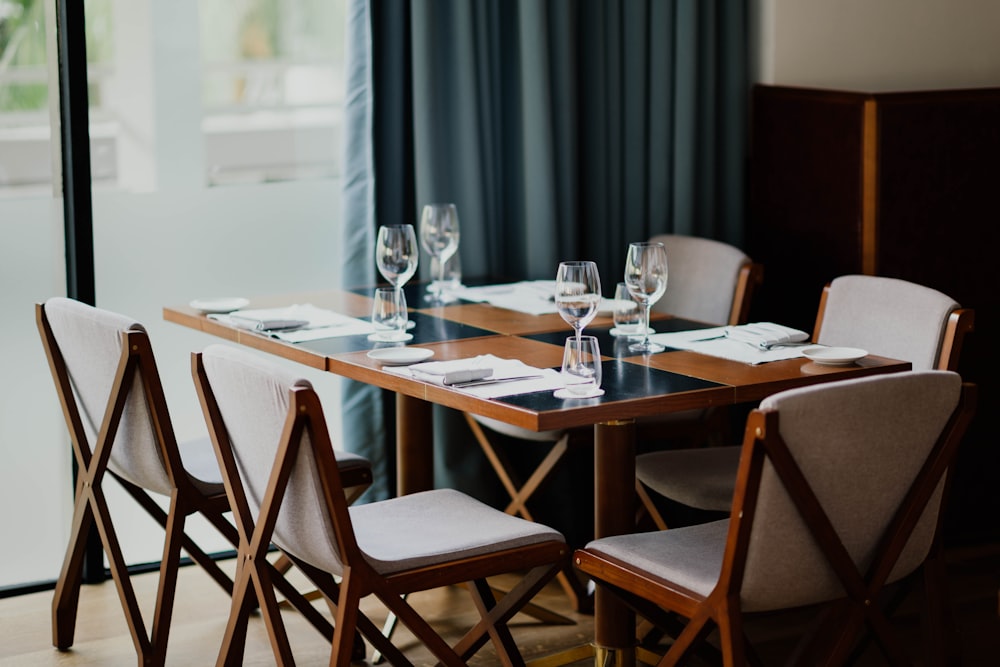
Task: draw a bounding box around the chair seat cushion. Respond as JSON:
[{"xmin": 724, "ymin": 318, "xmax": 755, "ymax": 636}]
[
  {"xmin": 348, "ymin": 489, "xmax": 565, "ymax": 575},
  {"xmin": 636, "ymin": 446, "xmax": 740, "ymax": 512},
  {"xmin": 584, "ymin": 519, "xmax": 729, "ymax": 599},
  {"xmin": 177, "ymin": 436, "xmax": 226, "ymax": 495}
]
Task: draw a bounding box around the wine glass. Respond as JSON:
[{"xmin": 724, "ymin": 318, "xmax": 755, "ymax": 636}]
[
  {"xmin": 419, "ymin": 203, "xmax": 460, "ymax": 302},
  {"xmin": 624, "ymin": 241, "xmax": 668, "ymax": 353},
  {"xmin": 555, "ymin": 261, "xmax": 602, "ymax": 350},
  {"xmin": 375, "ymin": 224, "xmax": 419, "ymax": 291}
]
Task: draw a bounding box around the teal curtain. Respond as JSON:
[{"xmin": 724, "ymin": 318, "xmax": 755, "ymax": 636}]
[{"xmin": 342, "ymin": 0, "xmax": 748, "ymax": 502}]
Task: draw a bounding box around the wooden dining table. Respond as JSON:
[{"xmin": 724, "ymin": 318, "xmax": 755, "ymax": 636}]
[{"xmin": 164, "ymin": 284, "xmax": 912, "ymax": 666}]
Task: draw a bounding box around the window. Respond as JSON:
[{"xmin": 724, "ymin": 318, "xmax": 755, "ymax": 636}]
[
  {"xmin": 0, "ymin": 0, "xmax": 346, "ymax": 194},
  {"xmin": 199, "ymin": 0, "xmax": 346, "ymax": 185}
]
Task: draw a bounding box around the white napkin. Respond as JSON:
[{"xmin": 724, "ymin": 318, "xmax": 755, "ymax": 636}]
[
  {"xmin": 724, "ymin": 322, "xmax": 809, "ymax": 350},
  {"xmin": 647, "ymin": 326, "xmax": 809, "ymax": 365},
  {"xmin": 387, "ymin": 354, "xmax": 564, "ymax": 397},
  {"xmin": 449, "ymin": 281, "xmax": 560, "ymax": 315},
  {"xmin": 209, "ymin": 304, "xmax": 375, "ymax": 342},
  {"xmin": 408, "ymin": 358, "xmax": 494, "ymax": 385}
]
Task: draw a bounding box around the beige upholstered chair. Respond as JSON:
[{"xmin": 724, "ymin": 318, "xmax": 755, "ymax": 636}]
[
  {"xmin": 649, "ymin": 233, "xmax": 763, "ymax": 325},
  {"xmin": 635, "ymin": 275, "xmax": 975, "ymax": 521},
  {"xmin": 467, "ymin": 234, "xmax": 763, "ymax": 564},
  {"xmin": 193, "ymin": 343, "xmax": 568, "ymax": 666},
  {"xmin": 36, "ymin": 298, "xmax": 371, "ymax": 666},
  {"xmin": 577, "ymin": 371, "xmax": 976, "ymax": 665}
]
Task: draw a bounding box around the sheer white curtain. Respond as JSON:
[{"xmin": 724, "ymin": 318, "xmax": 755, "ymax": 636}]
[{"xmin": 339, "ymin": 0, "xmax": 391, "ymax": 501}]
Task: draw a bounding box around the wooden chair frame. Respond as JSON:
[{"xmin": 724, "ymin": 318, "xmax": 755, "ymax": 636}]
[
  {"xmin": 633, "ymin": 258, "xmax": 763, "ymax": 531},
  {"xmin": 37, "ymin": 302, "xmax": 351, "ymax": 666},
  {"xmin": 812, "ymin": 282, "xmax": 975, "ymax": 372},
  {"xmin": 578, "ymin": 381, "xmax": 977, "ymax": 666},
  {"xmin": 638, "ymin": 281, "xmax": 974, "ymax": 531},
  {"xmin": 193, "ymin": 352, "xmax": 567, "ymax": 667}
]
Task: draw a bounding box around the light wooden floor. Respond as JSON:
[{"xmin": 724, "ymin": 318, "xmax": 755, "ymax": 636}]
[{"xmin": 2, "ymin": 545, "xmax": 999, "ymax": 666}]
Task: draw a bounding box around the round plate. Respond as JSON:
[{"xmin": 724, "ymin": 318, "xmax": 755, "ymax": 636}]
[
  {"xmin": 553, "ymin": 387, "xmax": 605, "ymax": 399},
  {"xmin": 609, "ymin": 326, "xmax": 654, "ymax": 337},
  {"xmin": 801, "ymin": 345, "xmax": 868, "ymax": 366},
  {"xmin": 366, "ymin": 347, "xmax": 433, "ymax": 365},
  {"xmin": 189, "ymin": 297, "xmax": 249, "ymax": 314}
]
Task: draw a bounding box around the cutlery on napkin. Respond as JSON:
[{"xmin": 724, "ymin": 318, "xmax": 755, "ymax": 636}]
[{"xmin": 229, "ymin": 315, "xmax": 309, "ymax": 331}]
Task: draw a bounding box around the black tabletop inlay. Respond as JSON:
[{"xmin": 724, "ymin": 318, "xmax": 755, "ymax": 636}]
[
  {"xmin": 296, "ymin": 309, "xmax": 496, "ymax": 356},
  {"xmin": 525, "ymin": 318, "xmax": 719, "ymax": 357},
  {"xmin": 494, "ymin": 360, "xmax": 723, "ymax": 413}
]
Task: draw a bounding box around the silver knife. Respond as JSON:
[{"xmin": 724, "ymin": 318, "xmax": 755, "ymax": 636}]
[{"xmin": 449, "ymin": 374, "xmax": 544, "ymax": 388}]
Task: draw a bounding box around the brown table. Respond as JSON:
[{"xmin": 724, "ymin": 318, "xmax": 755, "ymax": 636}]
[{"xmin": 164, "ymin": 286, "xmax": 911, "ymax": 665}]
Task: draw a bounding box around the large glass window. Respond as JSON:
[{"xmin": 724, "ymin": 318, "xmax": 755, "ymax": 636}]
[
  {"xmin": 0, "ymin": 0, "xmax": 350, "ymax": 589},
  {"xmin": 198, "ymin": 0, "xmax": 346, "ymax": 185},
  {"xmin": 0, "ymin": 0, "xmax": 346, "ymax": 194},
  {"xmin": 0, "ymin": 0, "xmax": 114, "ymax": 193}
]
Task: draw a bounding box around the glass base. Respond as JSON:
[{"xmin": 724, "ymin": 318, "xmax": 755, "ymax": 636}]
[{"xmin": 628, "ymin": 340, "xmax": 665, "ymax": 354}]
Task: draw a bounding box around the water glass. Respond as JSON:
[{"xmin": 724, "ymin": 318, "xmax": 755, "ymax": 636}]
[
  {"xmin": 612, "ymin": 282, "xmax": 643, "ymax": 335},
  {"xmin": 371, "ymin": 287, "xmax": 410, "ymax": 341},
  {"xmin": 420, "ymin": 203, "xmax": 461, "ymax": 300},
  {"xmin": 560, "ymin": 335, "xmax": 603, "ymax": 397}
]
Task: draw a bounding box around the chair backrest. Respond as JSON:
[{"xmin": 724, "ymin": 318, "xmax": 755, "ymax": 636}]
[
  {"xmin": 733, "ymin": 371, "xmax": 971, "ymax": 613},
  {"xmin": 197, "ymin": 343, "xmax": 354, "ymax": 575},
  {"xmin": 39, "ymin": 297, "xmax": 178, "ymax": 496},
  {"xmin": 649, "ymin": 233, "xmax": 762, "ymax": 325},
  {"xmin": 813, "ymin": 275, "xmax": 973, "ymax": 371}
]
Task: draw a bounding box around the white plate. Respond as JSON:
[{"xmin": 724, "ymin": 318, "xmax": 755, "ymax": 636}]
[
  {"xmin": 553, "ymin": 387, "xmax": 605, "ymax": 399},
  {"xmin": 596, "ymin": 297, "xmax": 625, "ymax": 316},
  {"xmin": 366, "ymin": 347, "xmax": 433, "ymax": 366},
  {"xmin": 801, "ymin": 345, "xmax": 868, "ymax": 366},
  {"xmin": 189, "ymin": 297, "xmax": 249, "ymax": 314}
]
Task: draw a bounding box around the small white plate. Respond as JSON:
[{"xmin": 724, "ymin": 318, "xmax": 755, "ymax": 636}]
[
  {"xmin": 367, "ymin": 347, "xmax": 433, "ymax": 366},
  {"xmin": 596, "ymin": 298, "xmax": 626, "ymax": 316},
  {"xmin": 368, "ymin": 332, "xmax": 414, "ymax": 343},
  {"xmin": 554, "ymin": 387, "xmax": 605, "ymax": 399},
  {"xmin": 609, "ymin": 326, "xmax": 654, "ymax": 337},
  {"xmin": 801, "ymin": 345, "xmax": 868, "ymax": 366},
  {"xmin": 189, "ymin": 297, "xmax": 249, "ymax": 314}
]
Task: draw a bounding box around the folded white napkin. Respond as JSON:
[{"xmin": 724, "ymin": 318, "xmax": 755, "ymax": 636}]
[
  {"xmin": 209, "ymin": 304, "xmax": 375, "ymax": 342},
  {"xmin": 409, "ymin": 358, "xmax": 494, "ymax": 385},
  {"xmin": 388, "ymin": 354, "xmax": 564, "ymax": 397},
  {"xmin": 449, "ymin": 281, "xmax": 560, "ymax": 315},
  {"xmin": 647, "ymin": 325, "xmax": 810, "ymax": 365},
  {"xmin": 724, "ymin": 322, "xmax": 809, "ymax": 350}
]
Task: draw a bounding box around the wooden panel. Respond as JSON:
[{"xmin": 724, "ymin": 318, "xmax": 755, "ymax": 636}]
[
  {"xmin": 748, "ymin": 85, "xmax": 1000, "ymax": 545},
  {"xmin": 748, "ymin": 85, "xmax": 869, "ymax": 331}
]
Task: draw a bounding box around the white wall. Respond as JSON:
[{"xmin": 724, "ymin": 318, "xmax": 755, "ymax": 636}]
[{"xmin": 753, "ymin": 0, "xmax": 1000, "ymax": 91}]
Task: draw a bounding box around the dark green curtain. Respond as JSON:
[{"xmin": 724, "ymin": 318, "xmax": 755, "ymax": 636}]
[
  {"xmin": 407, "ymin": 0, "xmax": 747, "ymax": 284},
  {"xmin": 343, "ymin": 0, "xmax": 748, "ymax": 501}
]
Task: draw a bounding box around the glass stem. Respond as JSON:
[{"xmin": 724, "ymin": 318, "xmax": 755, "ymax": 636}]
[{"xmin": 643, "ymin": 304, "xmax": 652, "ymax": 346}]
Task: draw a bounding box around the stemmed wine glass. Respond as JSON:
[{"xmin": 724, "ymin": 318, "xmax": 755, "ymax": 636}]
[
  {"xmin": 375, "ymin": 224, "xmax": 418, "ymax": 326},
  {"xmin": 376, "ymin": 224, "xmax": 419, "ymax": 290},
  {"xmin": 419, "ymin": 203, "xmax": 460, "ymax": 302},
  {"xmin": 555, "ymin": 260, "xmax": 602, "ymax": 351},
  {"xmin": 623, "ymin": 241, "xmax": 668, "ymax": 353}
]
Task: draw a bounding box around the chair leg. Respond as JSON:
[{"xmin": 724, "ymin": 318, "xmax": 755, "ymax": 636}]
[
  {"xmin": 216, "ymin": 559, "xmax": 256, "ymax": 667},
  {"xmin": 453, "ymin": 562, "xmax": 563, "ymax": 662},
  {"xmin": 51, "ymin": 492, "xmax": 94, "ymax": 650},
  {"xmin": 148, "ymin": 498, "xmax": 189, "ymax": 666},
  {"xmin": 635, "ymin": 480, "xmax": 669, "ymax": 531},
  {"xmin": 90, "ymin": 486, "xmax": 155, "ymax": 661}
]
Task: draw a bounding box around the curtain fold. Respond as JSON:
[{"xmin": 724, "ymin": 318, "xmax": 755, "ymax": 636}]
[
  {"xmin": 341, "ymin": 0, "xmax": 747, "ymax": 502},
  {"xmin": 340, "ymin": 0, "xmax": 391, "ymax": 501}
]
